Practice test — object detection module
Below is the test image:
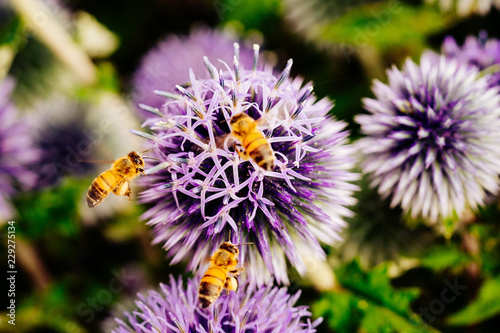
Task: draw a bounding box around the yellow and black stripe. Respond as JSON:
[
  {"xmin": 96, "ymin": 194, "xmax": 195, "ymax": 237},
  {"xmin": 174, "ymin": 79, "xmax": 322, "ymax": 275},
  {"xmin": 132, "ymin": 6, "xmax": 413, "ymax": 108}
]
[
  {"xmin": 86, "ymin": 170, "xmax": 118, "ymax": 207},
  {"xmin": 241, "ymin": 131, "xmax": 274, "ymax": 171},
  {"xmin": 198, "ymin": 266, "xmax": 228, "ymax": 308}
]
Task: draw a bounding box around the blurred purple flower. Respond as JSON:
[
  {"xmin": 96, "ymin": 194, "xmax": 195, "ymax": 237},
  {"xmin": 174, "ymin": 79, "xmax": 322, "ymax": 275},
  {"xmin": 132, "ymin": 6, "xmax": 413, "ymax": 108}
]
[
  {"xmin": 28, "ymin": 96, "xmax": 96, "ymax": 188},
  {"xmin": 134, "ymin": 45, "xmax": 358, "ymax": 285},
  {"xmin": 356, "ymin": 52, "xmax": 500, "ymax": 222},
  {"xmin": 132, "ymin": 28, "xmax": 254, "ymax": 119},
  {"xmin": 442, "ymin": 31, "xmax": 500, "ymax": 88},
  {"xmin": 111, "ymin": 275, "xmax": 321, "ymax": 333},
  {"xmin": 0, "ymin": 78, "xmax": 39, "ymax": 221}
]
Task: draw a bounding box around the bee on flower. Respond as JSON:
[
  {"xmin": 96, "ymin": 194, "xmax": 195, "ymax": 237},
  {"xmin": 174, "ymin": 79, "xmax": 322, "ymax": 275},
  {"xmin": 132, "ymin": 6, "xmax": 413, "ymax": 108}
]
[{"xmin": 133, "ymin": 41, "xmax": 358, "ymax": 286}]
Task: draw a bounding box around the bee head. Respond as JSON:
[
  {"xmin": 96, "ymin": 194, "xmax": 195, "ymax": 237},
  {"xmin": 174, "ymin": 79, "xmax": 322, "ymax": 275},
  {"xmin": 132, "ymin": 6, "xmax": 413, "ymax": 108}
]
[
  {"xmin": 128, "ymin": 151, "xmax": 145, "ymax": 167},
  {"xmin": 219, "ymin": 242, "xmax": 239, "ymax": 254}
]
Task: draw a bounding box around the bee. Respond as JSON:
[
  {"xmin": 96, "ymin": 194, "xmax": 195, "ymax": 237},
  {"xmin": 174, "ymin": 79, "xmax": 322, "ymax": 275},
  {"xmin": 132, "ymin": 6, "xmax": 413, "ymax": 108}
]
[
  {"xmin": 86, "ymin": 151, "xmax": 145, "ymax": 208},
  {"xmin": 198, "ymin": 241, "xmax": 244, "ymax": 308},
  {"xmin": 229, "ymin": 113, "xmax": 275, "ymax": 171}
]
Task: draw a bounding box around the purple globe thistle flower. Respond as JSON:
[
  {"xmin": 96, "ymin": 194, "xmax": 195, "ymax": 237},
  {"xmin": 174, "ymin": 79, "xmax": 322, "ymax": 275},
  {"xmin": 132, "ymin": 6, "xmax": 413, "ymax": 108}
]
[
  {"xmin": 111, "ymin": 275, "xmax": 322, "ymax": 333},
  {"xmin": 134, "ymin": 45, "xmax": 358, "ymax": 285},
  {"xmin": 0, "ymin": 78, "xmax": 39, "ymax": 221},
  {"xmin": 28, "ymin": 96, "xmax": 97, "ymax": 188},
  {"xmin": 356, "ymin": 52, "xmax": 500, "ymax": 223},
  {"xmin": 132, "ymin": 28, "xmax": 254, "ymax": 118},
  {"xmin": 28, "ymin": 93, "xmax": 142, "ymax": 190},
  {"xmin": 442, "ymin": 31, "xmax": 500, "ymax": 88}
]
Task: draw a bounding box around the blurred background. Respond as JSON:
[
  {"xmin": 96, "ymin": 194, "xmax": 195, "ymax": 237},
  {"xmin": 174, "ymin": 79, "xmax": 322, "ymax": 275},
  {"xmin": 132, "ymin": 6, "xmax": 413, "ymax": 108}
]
[{"xmin": 1, "ymin": 0, "xmax": 500, "ymax": 332}]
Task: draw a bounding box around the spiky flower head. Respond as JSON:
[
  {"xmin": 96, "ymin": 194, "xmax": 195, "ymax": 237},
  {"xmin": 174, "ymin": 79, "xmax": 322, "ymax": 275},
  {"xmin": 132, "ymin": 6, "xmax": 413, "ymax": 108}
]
[
  {"xmin": 426, "ymin": 0, "xmax": 500, "ymax": 16},
  {"xmin": 132, "ymin": 28, "xmax": 254, "ymax": 118},
  {"xmin": 111, "ymin": 275, "xmax": 321, "ymax": 333},
  {"xmin": 356, "ymin": 52, "xmax": 500, "ymax": 223},
  {"xmin": 442, "ymin": 31, "xmax": 500, "ymax": 88},
  {"xmin": 0, "ymin": 78, "xmax": 39, "ymax": 221},
  {"xmin": 135, "ymin": 44, "xmax": 358, "ymax": 285}
]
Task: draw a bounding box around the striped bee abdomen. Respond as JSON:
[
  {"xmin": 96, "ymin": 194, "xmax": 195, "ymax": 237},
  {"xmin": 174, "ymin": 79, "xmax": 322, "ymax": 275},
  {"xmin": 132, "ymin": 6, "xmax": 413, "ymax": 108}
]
[
  {"xmin": 86, "ymin": 170, "xmax": 118, "ymax": 207},
  {"xmin": 198, "ymin": 267, "xmax": 227, "ymax": 308},
  {"xmin": 243, "ymin": 131, "xmax": 275, "ymax": 171}
]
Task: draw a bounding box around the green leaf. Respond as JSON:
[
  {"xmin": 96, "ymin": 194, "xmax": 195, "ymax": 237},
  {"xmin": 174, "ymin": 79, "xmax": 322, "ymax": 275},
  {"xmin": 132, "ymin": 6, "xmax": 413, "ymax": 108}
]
[
  {"xmin": 470, "ymin": 220, "xmax": 500, "ymax": 276},
  {"xmin": 336, "ymin": 260, "xmax": 419, "ymax": 316},
  {"xmin": 447, "ymin": 275, "xmax": 500, "ymax": 326},
  {"xmin": 420, "ymin": 245, "xmax": 472, "ymax": 272},
  {"xmin": 441, "ymin": 215, "xmax": 460, "ymax": 239},
  {"xmin": 317, "ymin": 2, "xmax": 448, "ymax": 54},
  {"xmin": 217, "ymin": 0, "xmax": 281, "ymax": 30},
  {"xmin": 313, "ymin": 260, "xmax": 439, "ymax": 333},
  {"xmin": 13, "ymin": 282, "xmax": 88, "ymax": 333},
  {"xmin": 96, "ymin": 61, "xmax": 120, "ymax": 92},
  {"xmin": 313, "ymin": 292, "xmax": 363, "ymax": 333},
  {"xmin": 14, "ymin": 177, "xmax": 88, "ymax": 239},
  {"xmin": 0, "ymin": 17, "xmax": 26, "ymax": 49}
]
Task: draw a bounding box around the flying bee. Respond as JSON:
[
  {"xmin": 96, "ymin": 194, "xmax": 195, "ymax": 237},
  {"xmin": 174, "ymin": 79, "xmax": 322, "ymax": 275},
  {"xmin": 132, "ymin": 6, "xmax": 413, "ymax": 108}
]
[
  {"xmin": 86, "ymin": 151, "xmax": 145, "ymax": 208},
  {"xmin": 198, "ymin": 241, "xmax": 245, "ymax": 308},
  {"xmin": 229, "ymin": 113, "xmax": 275, "ymax": 171}
]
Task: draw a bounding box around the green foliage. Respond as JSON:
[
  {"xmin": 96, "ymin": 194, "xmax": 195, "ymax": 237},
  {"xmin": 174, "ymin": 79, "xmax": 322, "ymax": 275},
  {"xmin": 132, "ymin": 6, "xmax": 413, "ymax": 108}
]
[
  {"xmin": 314, "ymin": 292, "xmax": 363, "ymax": 332},
  {"xmin": 103, "ymin": 204, "xmax": 146, "ymax": 242},
  {"xmin": 318, "ymin": 2, "xmax": 448, "ymax": 55},
  {"xmin": 420, "ymin": 244, "xmax": 472, "ymax": 272},
  {"xmin": 15, "ymin": 177, "xmax": 88, "ymax": 239},
  {"xmin": 8, "ymin": 34, "xmax": 60, "ymax": 107},
  {"xmin": 74, "ymin": 61, "xmax": 121, "ymax": 100},
  {"xmin": 473, "ymin": 205, "xmax": 500, "ymax": 276},
  {"xmin": 313, "ymin": 260, "xmax": 439, "ymax": 333},
  {"xmin": 0, "ymin": 17, "xmax": 26, "ymax": 49},
  {"xmin": 441, "ymin": 215, "xmax": 460, "ymax": 239},
  {"xmin": 447, "ymin": 275, "xmax": 500, "ymax": 326},
  {"xmin": 3, "ymin": 282, "xmax": 87, "ymax": 333},
  {"xmin": 216, "ymin": 0, "xmax": 281, "ymax": 30},
  {"xmin": 96, "ymin": 61, "xmax": 120, "ymax": 93}
]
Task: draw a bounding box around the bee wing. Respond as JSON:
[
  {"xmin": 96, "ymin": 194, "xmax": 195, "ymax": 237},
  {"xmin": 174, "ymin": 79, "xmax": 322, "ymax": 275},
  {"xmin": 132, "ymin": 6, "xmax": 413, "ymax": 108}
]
[
  {"xmin": 255, "ymin": 117, "xmax": 266, "ymax": 126},
  {"xmin": 76, "ymin": 157, "xmax": 117, "ymax": 164},
  {"xmin": 201, "ymin": 256, "xmax": 213, "ymax": 265},
  {"xmin": 214, "ymin": 133, "xmax": 232, "ymax": 150}
]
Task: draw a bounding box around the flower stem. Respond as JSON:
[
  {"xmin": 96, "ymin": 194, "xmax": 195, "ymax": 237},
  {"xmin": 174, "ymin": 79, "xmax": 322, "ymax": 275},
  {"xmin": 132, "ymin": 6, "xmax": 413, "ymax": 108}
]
[{"xmin": 16, "ymin": 237, "xmax": 52, "ymax": 291}]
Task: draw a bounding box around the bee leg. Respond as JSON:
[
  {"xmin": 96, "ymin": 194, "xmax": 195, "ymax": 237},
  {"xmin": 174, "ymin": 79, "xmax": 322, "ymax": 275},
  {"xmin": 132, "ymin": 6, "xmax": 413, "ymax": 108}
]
[
  {"xmin": 229, "ymin": 267, "xmax": 244, "ymax": 276},
  {"xmin": 224, "ymin": 276, "xmax": 238, "ymax": 293},
  {"xmin": 113, "ymin": 181, "xmax": 132, "ymax": 201},
  {"xmin": 233, "ymin": 142, "xmax": 250, "ymax": 161},
  {"xmin": 124, "ymin": 184, "xmax": 132, "ymax": 202},
  {"xmin": 138, "ymin": 168, "xmax": 146, "ymax": 177}
]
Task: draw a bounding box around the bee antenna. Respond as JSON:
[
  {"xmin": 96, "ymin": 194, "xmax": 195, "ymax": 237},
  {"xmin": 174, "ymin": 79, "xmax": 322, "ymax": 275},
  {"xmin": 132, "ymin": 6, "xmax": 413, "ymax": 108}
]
[
  {"xmin": 140, "ymin": 148, "xmax": 152, "ymax": 154},
  {"xmin": 144, "ymin": 157, "xmax": 161, "ymax": 161},
  {"xmin": 234, "ymin": 242, "xmax": 254, "ymax": 246}
]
